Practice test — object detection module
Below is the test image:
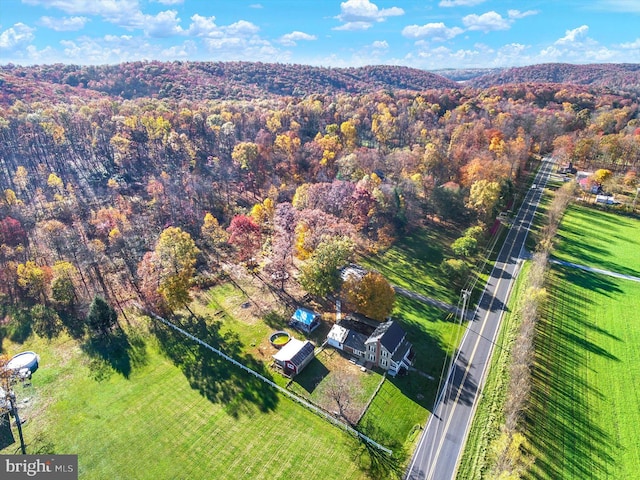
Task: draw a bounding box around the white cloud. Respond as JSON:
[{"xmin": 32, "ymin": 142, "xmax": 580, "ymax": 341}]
[
  {"xmin": 402, "ymin": 22, "xmax": 464, "ymax": 41},
  {"xmin": 153, "ymin": 0, "xmax": 184, "ymax": 5},
  {"xmin": 507, "ymin": 10, "xmax": 539, "ymax": 19},
  {"xmin": 279, "ymin": 31, "xmax": 317, "ymax": 47},
  {"xmin": 462, "ymin": 11, "xmax": 510, "ymax": 32},
  {"xmin": 60, "ymin": 34, "xmax": 145, "ymax": 63},
  {"xmin": 439, "ymin": 0, "xmax": 486, "ymax": 6},
  {"xmin": 333, "ymin": 21, "xmax": 374, "ymax": 31},
  {"xmin": 39, "ymin": 16, "xmax": 89, "ymax": 31},
  {"xmin": 225, "ymin": 20, "xmax": 260, "ymax": 36},
  {"xmin": 335, "ymin": 0, "xmax": 404, "ymax": 30},
  {"xmin": 619, "ymin": 38, "xmax": 640, "ymax": 49},
  {"xmin": 556, "ymin": 25, "xmax": 589, "ymax": 45},
  {"xmin": 143, "ymin": 10, "xmax": 183, "ymax": 38},
  {"xmin": 371, "ymin": 40, "xmax": 389, "ymax": 50},
  {"xmin": 160, "ymin": 40, "xmax": 196, "ymax": 59},
  {"xmin": 249, "ymin": 3, "xmax": 263, "ymax": 8},
  {"xmin": 185, "ymin": 14, "xmax": 220, "ymax": 37},
  {"xmin": 22, "ymin": 0, "xmax": 140, "ymax": 21},
  {"xmin": 0, "ymin": 23, "xmax": 36, "ymax": 51}
]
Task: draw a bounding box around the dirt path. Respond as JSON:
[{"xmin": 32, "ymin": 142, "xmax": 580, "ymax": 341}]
[
  {"xmin": 550, "ymin": 259, "xmax": 640, "ymax": 283},
  {"xmin": 393, "ymin": 286, "xmax": 473, "ymax": 320}
]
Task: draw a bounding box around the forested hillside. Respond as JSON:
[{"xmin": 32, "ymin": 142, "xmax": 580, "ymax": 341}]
[
  {"xmin": 0, "ymin": 61, "xmax": 458, "ymax": 104},
  {"xmin": 470, "ymin": 63, "xmax": 640, "ymax": 92},
  {"xmin": 0, "ymin": 61, "xmax": 638, "ymax": 331}
]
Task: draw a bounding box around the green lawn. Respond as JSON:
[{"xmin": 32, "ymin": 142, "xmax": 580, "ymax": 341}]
[
  {"xmin": 359, "ymin": 377, "xmax": 428, "ymax": 452},
  {"xmin": 553, "ymin": 204, "xmax": 640, "ymax": 277},
  {"xmin": 527, "ymin": 267, "xmax": 640, "ymax": 480},
  {"xmin": 360, "ymin": 226, "xmax": 461, "ymax": 304},
  {"xmin": 0, "ymin": 325, "xmax": 370, "ymax": 480}
]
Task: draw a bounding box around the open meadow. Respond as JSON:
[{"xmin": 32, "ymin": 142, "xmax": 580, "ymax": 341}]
[
  {"xmin": 528, "ymin": 267, "xmax": 640, "ymax": 479},
  {"xmin": 0, "ymin": 324, "xmax": 371, "ymax": 480},
  {"xmin": 526, "ymin": 205, "xmax": 640, "ymax": 479},
  {"xmin": 552, "ymin": 204, "xmax": 640, "ymax": 277}
]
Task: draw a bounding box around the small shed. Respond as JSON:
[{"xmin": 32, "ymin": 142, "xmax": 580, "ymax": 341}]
[
  {"xmin": 290, "ymin": 308, "xmax": 320, "ymax": 333},
  {"xmin": 273, "ymin": 339, "xmax": 315, "ymax": 377},
  {"xmin": 327, "ymin": 324, "xmax": 349, "ymax": 349}
]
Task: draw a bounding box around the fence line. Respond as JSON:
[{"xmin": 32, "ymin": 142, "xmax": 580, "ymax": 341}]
[
  {"xmin": 135, "ymin": 304, "xmax": 392, "ymax": 455},
  {"xmin": 356, "ymin": 371, "xmax": 387, "ymax": 425}
]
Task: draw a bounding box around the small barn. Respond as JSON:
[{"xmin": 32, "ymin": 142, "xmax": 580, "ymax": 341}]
[
  {"xmin": 272, "ymin": 339, "xmax": 315, "ymax": 377},
  {"xmin": 290, "ymin": 308, "xmax": 320, "ymax": 333}
]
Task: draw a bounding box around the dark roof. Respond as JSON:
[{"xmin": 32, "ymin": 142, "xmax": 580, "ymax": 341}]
[
  {"xmin": 366, "ymin": 320, "xmax": 406, "ymax": 353},
  {"xmin": 392, "ymin": 339, "xmax": 412, "ymax": 362},
  {"xmin": 289, "ymin": 341, "xmax": 315, "ymax": 367},
  {"xmin": 343, "ymin": 330, "xmax": 368, "ymax": 353}
]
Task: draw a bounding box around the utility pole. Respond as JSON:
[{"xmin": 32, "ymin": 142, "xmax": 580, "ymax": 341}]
[{"xmin": 460, "ymin": 288, "xmax": 471, "ymax": 324}]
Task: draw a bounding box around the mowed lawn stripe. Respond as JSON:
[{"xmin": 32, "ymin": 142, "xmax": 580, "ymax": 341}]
[
  {"xmin": 2, "ymin": 331, "xmax": 368, "ymax": 480},
  {"xmin": 553, "ymin": 205, "xmax": 640, "ymax": 277},
  {"xmin": 528, "ymin": 266, "xmax": 640, "ymax": 480}
]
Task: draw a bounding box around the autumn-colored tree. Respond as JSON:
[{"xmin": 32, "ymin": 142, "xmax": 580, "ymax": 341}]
[
  {"xmin": 138, "ymin": 227, "xmax": 200, "ymax": 312},
  {"xmin": 468, "ymin": 179, "xmax": 501, "ymax": 220},
  {"xmin": 250, "ymin": 197, "xmax": 275, "ymax": 228},
  {"xmin": 17, "ymin": 260, "xmax": 52, "ymax": 301},
  {"xmin": 51, "ymin": 260, "xmax": 78, "ymax": 307},
  {"xmin": 232, "ymin": 141, "xmax": 259, "ymax": 170},
  {"xmin": 201, "ymin": 212, "xmax": 228, "ymax": 260},
  {"xmin": 0, "ymin": 217, "xmax": 27, "ymax": 247},
  {"xmin": 155, "ymin": 227, "xmax": 200, "ymax": 310},
  {"xmin": 340, "ymin": 120, "xmax": 358, "ymax": 151},
  {"xmin": 592, "ymin": 168, "xmax": 613, "ymax": 185},
  {"xmin": 342, "ymin": 271, "xmax": 395, "ymax": 321},
  {"xmin": 299, "ymin": 237, "xmax": 354, "ymax": 297},
  {"xmin": 227, "ymin": 215, "xmax": 261, "ymax": 262}
]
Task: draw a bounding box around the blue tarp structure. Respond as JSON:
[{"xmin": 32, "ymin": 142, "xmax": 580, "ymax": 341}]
[{"xmin": 291, "ymin": 308, "xmax": 320, "ymax": 333}]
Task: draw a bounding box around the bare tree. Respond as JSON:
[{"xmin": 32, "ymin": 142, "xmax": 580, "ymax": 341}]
[{"xmin": 324, "ymin": 372, "xmax": 359, "ymax": 425}]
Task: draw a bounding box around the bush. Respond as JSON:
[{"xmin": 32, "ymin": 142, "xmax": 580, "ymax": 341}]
[
  {"xmin": 440, "ymin": 258, "xmax": 470, "ymax": 286},
  {"xmin": 451, "ymin": 235, "xmax": 478, "ymax": 257}
]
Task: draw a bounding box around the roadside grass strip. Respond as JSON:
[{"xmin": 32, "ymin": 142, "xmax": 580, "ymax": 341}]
[{"xmin": 527, "ymin": 266, "xmax": 640, "ymax": 480}]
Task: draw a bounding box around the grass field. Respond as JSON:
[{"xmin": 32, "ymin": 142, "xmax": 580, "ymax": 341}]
[
  {"xmin": 359, "ymin": 376, "xmax": 428, "ymax": 452},
  {"xmin": 553, "ymin": 204, "xmax": 640, "ymax": 277},
  {"xmin": 0, "ymin": 325, "xmax": 371, "ymax": 480},
  {"xmin": 528, "ymin": 267, "xmax": 640, "ymax": 480},
  {"xmin": 360, "ymin": 226, "xmax": 461, "ymax": 304},
  {"xmin": 525, "ymin": 205, "xmax": 640, "ymax": 480}
]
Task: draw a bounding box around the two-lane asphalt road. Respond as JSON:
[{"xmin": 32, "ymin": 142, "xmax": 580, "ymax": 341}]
[{"xmin": 406, "ymin": 158, "xmax": 555, "ymax": 480}]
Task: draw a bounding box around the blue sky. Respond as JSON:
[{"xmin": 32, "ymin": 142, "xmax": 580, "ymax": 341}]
[{"xmin": 1, "ymin": 0, "xmax": 639, "ymax": 69}]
